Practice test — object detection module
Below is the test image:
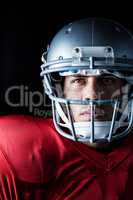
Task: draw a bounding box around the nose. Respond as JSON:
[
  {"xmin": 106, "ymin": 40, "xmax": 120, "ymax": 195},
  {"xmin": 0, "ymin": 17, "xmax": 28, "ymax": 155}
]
[{"xmin": 83, "ymin": 77, "xmax": 100, "ymax": 100}]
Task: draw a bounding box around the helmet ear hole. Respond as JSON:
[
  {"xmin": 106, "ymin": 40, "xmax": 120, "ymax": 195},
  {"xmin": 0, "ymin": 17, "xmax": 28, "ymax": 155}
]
[
  {"xmin": 50, "ymin": 73, "xmax": 64, "ymax": 98},
  {"xmin": 51, "ymin": 72, "xmax": 63, "ymax": 82}
]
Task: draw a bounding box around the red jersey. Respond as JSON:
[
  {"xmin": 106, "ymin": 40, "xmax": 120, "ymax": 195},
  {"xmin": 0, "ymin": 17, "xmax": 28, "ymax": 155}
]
[{"xmin": 0, "ymin": 115, "xmax": 133, "ymax": 200}]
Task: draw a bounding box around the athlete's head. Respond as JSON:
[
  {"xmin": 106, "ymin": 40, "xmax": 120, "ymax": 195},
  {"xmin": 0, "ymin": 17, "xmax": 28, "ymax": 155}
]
[{"xmin": 40, "ymin": 18, "xmax": 133, "ymax": 145}]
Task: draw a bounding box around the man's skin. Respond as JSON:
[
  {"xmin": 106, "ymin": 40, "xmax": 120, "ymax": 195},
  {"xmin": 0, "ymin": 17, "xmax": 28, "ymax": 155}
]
[{"xmin": 63, "ymin": 75, "xmax": 127, "ymax": 151}]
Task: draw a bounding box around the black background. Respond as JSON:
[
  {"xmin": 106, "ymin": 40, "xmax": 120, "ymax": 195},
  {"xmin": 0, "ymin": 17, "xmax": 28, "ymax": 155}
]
[{"xmin": 0, "ymin": 3, "xmax": 132, "ymax": 116}]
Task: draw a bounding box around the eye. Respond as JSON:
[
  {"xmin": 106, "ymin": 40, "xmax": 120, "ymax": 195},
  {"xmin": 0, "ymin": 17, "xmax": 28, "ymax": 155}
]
[
  {"xmin": 71, "ymin": 78, "xmax": 86, "ymax": 85},
  {"xmin": 101, "ymin": 77, "xmax": 115, "ymax": 85}
]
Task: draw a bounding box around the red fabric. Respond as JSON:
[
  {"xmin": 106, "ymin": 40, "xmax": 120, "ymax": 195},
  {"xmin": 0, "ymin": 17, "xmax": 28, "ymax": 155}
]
[
  {"xmin": 0, "ymin": 146, "xmax": 18, "ymax": 200},
  {"xmin": 0, "ymin": 115, "xmax": 133, "ymax": 199}
]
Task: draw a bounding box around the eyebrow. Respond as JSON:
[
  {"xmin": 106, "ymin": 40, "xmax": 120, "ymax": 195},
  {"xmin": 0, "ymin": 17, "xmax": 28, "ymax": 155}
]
[
  {"xmin": 70, "ymin": 74, "xmax": 119, "ymax": 78},
  {"xmin": 70, "ymin": 75, "xmax": 88, "ymax": 78},
  {"xmin": 69, "ymin": 75, "xmax": 112, "ymax": 79}
]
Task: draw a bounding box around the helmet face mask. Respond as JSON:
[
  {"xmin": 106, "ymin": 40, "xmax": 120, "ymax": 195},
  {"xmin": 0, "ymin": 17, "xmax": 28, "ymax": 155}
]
[{"xmin": 40, "ymin": 18, "xmax": 133, "ymax": 144}]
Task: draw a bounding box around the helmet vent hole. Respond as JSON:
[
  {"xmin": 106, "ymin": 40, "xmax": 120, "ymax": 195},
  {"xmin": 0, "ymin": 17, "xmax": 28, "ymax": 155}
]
[
  {"xmin": 65, "ymin": 27, "xmax": 72, "ymax": 34},
  {"xmin": 105, "ymin": 47, "xmax": 112, "ymax": 53},
  {"xmin": 74, "ymin": 48, "xmax": 80, "ymax": 53},
  {"xmin": 59, "ymin": 56, "xmax": 63, "ymax": 60}
]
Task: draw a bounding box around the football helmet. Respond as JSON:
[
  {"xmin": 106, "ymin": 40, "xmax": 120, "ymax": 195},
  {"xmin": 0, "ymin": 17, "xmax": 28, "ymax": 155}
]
[{"xmin": 40, "ymin": 18, "xmax": 133, "ymax": 143}]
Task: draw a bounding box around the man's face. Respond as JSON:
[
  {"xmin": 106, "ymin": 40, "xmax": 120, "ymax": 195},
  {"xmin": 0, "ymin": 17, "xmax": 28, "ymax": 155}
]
[{"xmin": 63, "ymin": 75, "xmax": 123, "ymax": 122}]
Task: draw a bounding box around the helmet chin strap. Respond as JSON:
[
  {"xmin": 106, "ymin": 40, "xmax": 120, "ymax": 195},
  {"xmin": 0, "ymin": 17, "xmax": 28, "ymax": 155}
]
[{"xmin": 73, "ymin": 121, "xmax": 126, "ymax": 141}]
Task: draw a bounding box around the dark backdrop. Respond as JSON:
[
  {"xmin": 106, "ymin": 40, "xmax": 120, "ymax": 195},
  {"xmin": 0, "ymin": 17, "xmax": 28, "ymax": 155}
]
[{"xmin": 0, "ymin": 3, "xmax": 132, "ymax": 116}]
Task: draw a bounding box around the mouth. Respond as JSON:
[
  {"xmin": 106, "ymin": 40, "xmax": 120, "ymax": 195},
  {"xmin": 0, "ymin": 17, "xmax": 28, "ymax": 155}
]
[{"xmin": 80, "ymin": 109, "xmax": 105, "ymax": 118}]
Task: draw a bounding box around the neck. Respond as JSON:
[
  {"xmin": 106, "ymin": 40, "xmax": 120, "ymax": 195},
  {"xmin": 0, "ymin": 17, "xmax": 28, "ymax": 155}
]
[{"xmin": 82, "ymin": 137, "xmax": 127, "ymax": 154}]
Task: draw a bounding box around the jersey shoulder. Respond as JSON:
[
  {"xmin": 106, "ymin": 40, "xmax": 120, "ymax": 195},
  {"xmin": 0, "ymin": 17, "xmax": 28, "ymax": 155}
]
[
  {"xmin": 0, "ymin": 114, "xmax": 53, "ymax": 134},
  {"xmin": 0, "ymin": 115, "xmax": 57, "ymax": 183}
]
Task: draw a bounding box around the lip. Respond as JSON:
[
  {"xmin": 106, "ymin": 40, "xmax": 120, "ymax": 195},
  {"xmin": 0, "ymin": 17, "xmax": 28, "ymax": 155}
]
[
  {"xmin": 80, "ymin": 111, "xmax": 92, "ymax": 115},
  {"xmin": 80, "ymin": 110, "xmax": 105, "ymax": 117}
]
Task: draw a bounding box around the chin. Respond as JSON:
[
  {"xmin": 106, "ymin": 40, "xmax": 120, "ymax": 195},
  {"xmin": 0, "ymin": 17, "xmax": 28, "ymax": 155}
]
[
  {"xmin": 83, "ymin": 140, "xmax": 116, "ymax": 153},
  {"xmin": 75, "ymin": 116, "xmax": 91, "ymax": 121}
]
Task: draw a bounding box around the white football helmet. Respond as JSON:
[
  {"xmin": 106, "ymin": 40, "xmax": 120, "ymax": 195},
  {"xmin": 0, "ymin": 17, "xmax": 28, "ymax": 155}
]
[{"xmin": 40, "ymin": 18, "xmax": 133, "ymax": 143}]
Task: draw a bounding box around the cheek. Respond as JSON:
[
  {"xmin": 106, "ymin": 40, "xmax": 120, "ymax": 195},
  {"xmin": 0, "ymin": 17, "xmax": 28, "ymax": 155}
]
[
  {"xmin": 70, "ymin": 105, "xmax": 82, "ymax": 121},
  {"xmin": 64, "ymin": 89, "xmax": 82, "ymax": 99},
  {"xmin": 101, "ymin": 85, "xmax": 122, "ymax": 99}
]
